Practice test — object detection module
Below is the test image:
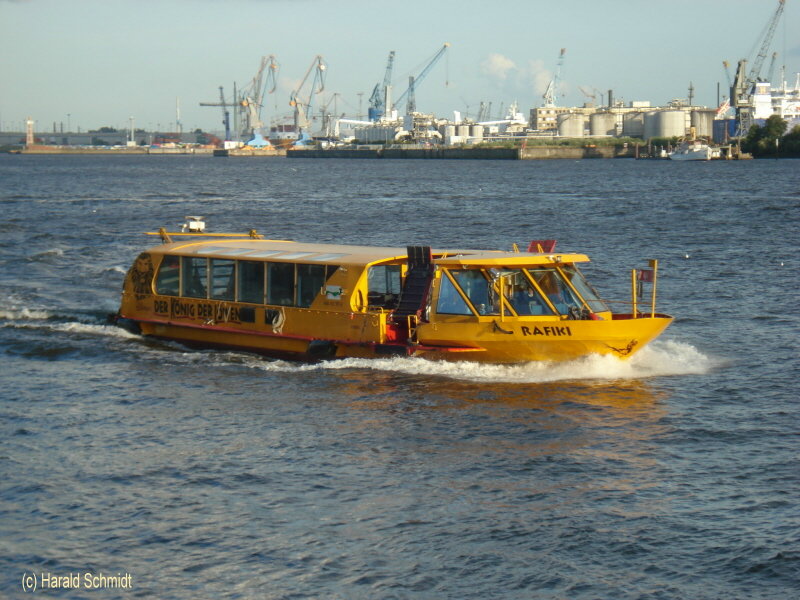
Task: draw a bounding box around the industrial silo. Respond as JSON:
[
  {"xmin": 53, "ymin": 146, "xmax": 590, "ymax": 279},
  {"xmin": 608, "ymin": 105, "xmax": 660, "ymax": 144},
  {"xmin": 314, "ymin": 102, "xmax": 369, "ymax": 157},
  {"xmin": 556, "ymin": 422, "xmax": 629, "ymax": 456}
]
[
  {"xmin": 457, "ymin": 125, "xmax": 470, "ymax": 137},
  {"xmin": 656, "ymin": 110, "xmax": 686, "ymax": 138},
  {"xmin": 691, "ymin": 110, "xmax": 715, "ymax": 138},
  {"xmin": 622, "ymin": 112, "xmax": 645, "ymax": 138},
  {"xmin": 643, "ymin": 111, "xmax": 660, "ymax": 139},
  {"xmin": 589, "ymin": 113, "xmax": 616, "ymax": 136},
  {"xmin": 557, "ymin": 113, "xmax": 585, "ymax": 137},
  {"xmin": 470, "ymin": 125, "xmax": 484, "ymax": 139}
]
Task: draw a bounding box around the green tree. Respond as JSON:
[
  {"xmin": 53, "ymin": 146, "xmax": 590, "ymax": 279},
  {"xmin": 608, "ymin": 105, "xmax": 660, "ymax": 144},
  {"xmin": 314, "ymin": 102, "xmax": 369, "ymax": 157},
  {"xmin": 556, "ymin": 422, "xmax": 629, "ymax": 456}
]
[
  {"xmin": 742, "ymin": 115, "xmax": 788, "ymax": 156},
  {"xmin": 780, "ymin": 124, "xmax": 800, "ymax": 154},
  {"xmin": 764, "ymin": 114, "xmax": 788, "ymax": 139}
]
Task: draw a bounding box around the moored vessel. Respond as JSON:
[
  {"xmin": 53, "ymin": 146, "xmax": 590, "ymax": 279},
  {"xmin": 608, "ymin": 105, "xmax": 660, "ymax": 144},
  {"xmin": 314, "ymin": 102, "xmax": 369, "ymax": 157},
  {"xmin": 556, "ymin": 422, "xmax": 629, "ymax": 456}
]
[
  {"xmin": 668, "ymin": 139, "xmax": 720, "ymax": 161},
  {"xmin": 114, "ymin": 222, "xmax": 673, "ymax": 363}
]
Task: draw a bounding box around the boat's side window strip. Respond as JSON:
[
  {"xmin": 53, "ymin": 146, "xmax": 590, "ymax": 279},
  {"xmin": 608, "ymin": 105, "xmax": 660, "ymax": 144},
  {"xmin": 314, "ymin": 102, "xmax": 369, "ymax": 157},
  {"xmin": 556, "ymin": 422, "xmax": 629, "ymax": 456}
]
[
  {"xmin": 210, "ymin": 259, "xmax": 235, "ymax": 301},
  {"xmin": 157, "ymin": 257, "xmax": 340, "ymax": 308},
  {"xmin": 181, "ymin": 257, "xmax": 208, "ymax": 299},
  {"xmin": 238, "ymin": 260, "xmax": 265, "ymax": 304},
  {"xmin": 267, "ymin": 262, "xmax": 295, "ymax": 306},
  {"xmin": 296, "ymin": 264, "xmax": 326, "ymax": 308},
  {"xmin": 155, "ymin": 255, "xmax": 180, "ymax": 296}
]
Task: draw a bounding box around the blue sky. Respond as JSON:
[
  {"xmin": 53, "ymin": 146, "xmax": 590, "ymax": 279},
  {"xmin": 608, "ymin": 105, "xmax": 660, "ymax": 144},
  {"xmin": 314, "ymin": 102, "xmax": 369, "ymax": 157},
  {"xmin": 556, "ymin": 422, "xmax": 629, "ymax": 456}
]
[{"xmin": 1, "ymin": 0, "xmax": 798, "ymax": 134}]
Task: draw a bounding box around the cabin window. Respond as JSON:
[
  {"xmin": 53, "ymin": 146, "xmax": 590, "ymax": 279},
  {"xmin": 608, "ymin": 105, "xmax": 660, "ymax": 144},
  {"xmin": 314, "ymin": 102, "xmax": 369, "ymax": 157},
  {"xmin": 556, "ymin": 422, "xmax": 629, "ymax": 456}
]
[
  {"xmin": 267, "ymin": 262, "xmax": 294, "ymax": 306},
  {"xmin": 436, "ymin": 275, "xmax": 472, "ymax": 315},
  {"xmin": 210, "ymin": 259, "xmax": 235, "ymax": 301},
  {"xmin": 181, "ymin": 257, "xmax": 208, "ymax": 299},
  {"xmin": 296, "ymin": 264, "xmax": 326, "ymax": 308},
  {"xmin": 238, "ymin": 261, "xmax": 264, "ymax": 304},
  {"xmin": 368, "ymin": 265, "xmax": 401, "ymax": 309},
  {"xmin": 527, "ymin": 268, "xmax": 582, "ymax": 315},
  {"xmin": 499, "ymin": 269, "xmax": 554, "ymax": 316},
  {"xmin": 560, "ymin": 265, "xmax": 609, "ymax": 313},
  {"xmin": 155, "ymin": 255, "xmax": 180, "ymax": 296},
  {"xmin": 450, "ymin": 269, "xmax": 497, "ymax": 315}
]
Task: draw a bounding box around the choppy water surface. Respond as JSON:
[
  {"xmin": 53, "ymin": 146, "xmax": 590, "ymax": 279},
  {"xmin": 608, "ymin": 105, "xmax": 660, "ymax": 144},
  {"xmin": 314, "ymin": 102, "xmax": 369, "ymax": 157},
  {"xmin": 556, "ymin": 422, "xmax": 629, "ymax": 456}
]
[{"xmin": 1, "ymin": 155, "xmax": 798, "ymax": 599}]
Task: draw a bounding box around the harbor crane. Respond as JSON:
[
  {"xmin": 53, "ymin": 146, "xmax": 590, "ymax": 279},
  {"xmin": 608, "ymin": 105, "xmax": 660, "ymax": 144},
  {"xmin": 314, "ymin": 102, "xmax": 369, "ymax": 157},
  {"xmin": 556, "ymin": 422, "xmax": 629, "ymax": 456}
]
[
  {"xmin": 766, "ymin": 52, "xmax": 779, "ymax": 84},
  {"xmin": 289, "ymin": 55, "xmax": 327, "ymax": 144},
  {"xmin": 578, "ymin": 86, "xmax": 605, "ymax": 106},
  {"xmin": 731, "ymin": 0, "xmax": 785, "ymax": 135},
  {"xmin": 542, "ymin": 48, "xmax": 566, "ymax": 108},
  {"xmin": 368, "ymin": 51, "xmax": 395, "ymax": 121},
  {"xmin": 199, "ymin": 86, "xmax": 233, "ymax": 141},
  {"xmin": 392, "ymin": 43, "xmax": 450, "ymax": 115},
  {"xmin": 239, "ymin": 55, "xmax": 279, "ymax": 145}
]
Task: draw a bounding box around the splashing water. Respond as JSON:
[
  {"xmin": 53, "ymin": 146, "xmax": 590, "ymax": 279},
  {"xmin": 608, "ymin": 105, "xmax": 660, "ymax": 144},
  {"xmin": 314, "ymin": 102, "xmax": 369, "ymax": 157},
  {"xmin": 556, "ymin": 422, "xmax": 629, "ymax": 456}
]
[{"xmin": 226, "ymin": 338, "xmax": 717, "ymax": 384}]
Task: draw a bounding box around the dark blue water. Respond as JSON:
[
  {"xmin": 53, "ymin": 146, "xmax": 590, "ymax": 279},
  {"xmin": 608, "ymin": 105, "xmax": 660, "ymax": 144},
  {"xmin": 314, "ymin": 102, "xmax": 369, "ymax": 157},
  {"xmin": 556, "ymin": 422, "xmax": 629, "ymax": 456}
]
[{"xmin": 1, "ymin": 155, "xmax": 798, "ymax": 599}]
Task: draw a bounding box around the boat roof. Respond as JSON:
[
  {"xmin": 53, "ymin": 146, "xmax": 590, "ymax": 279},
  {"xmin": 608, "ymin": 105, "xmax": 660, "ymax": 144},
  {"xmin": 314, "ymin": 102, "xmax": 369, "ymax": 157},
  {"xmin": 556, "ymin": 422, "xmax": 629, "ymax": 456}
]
[{"xmin": 147, "ymin": 235, "xmax": 590, "ymax": 267}]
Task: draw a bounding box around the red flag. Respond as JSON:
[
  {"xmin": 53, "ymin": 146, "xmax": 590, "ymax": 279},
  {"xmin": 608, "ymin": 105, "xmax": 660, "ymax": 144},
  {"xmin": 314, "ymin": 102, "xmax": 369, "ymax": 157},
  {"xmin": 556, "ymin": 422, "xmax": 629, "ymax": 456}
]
[
  {"xmin": 638, "ymin": 269, "xmax": 654, "ymax": 282},
  {"xmin": 527, "ymin": 239, "xmax": 557, "ymax": 253}
]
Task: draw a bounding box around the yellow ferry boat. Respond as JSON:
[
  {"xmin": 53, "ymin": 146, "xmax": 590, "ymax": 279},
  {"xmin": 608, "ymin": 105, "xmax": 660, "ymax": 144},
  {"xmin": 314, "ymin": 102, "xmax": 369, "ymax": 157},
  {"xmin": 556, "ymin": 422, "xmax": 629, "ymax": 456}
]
[{"xmin": 114, "ymin": 223, "xmax": 673, "ymax": 363}]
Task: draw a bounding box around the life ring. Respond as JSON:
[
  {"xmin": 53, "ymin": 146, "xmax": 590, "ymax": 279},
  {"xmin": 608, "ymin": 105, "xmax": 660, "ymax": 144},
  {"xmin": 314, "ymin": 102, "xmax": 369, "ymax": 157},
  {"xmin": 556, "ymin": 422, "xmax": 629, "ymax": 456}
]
[{"xmin": 272, "ymin": 308, "xmax": 285, "ymax": 334}]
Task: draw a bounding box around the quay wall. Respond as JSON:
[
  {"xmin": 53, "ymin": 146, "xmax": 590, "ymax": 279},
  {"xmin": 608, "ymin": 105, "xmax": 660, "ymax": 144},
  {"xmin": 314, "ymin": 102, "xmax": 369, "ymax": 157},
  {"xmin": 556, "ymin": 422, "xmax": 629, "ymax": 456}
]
[
  {"xmin": 519, "ymin": 146, "xmax": 637, "ymax": 159},
  {"xmin": 288, "ymin": 146, "xmax": 637, "ymax": 160},
  {"xmin": 20, "ymin": 145, "xmax": 214, "ymax": 155}
]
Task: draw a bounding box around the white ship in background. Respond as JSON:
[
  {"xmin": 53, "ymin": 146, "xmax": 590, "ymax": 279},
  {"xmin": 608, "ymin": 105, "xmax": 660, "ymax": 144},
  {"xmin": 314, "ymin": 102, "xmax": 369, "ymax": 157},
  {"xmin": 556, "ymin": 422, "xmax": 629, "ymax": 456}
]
[{"xmin": 753, "ymin": 72, "xmax": 800, "ymax": 127}]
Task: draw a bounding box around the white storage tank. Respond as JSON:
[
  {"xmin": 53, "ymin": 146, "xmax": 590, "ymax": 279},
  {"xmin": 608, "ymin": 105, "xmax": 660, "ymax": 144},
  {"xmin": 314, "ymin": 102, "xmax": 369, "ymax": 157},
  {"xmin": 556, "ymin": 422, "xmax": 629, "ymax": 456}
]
[
  {"xmin": 656, "ymin": 110, "xmax": 686, "ymax": 138},
  {"xmin": 589, "ymin": 113, "xmax": 616, "ymax": 136},
  {"xmin": 691, "ymin": 110, "xmax": 715, "ymax": 138},
  {"xmin": 470, "ymin": 125, "xmax": 484, "ymax": 139},
  {"xmin": 643, "ymin": 111, "xmax": 660, "ymax": 139},
  {"xmin": 444, "ymin": 125, "xmax": 456, "ymax": 138},
  {"xmin": 622, "ymin": 112, "xmax": 645, "ymax": 137},
  {"xmin": 557, "ymin": 113, "xmax": 584, "ymax": 137},
  {"xmin": 457, "ymin": 125, "xmax": 470, "ymax": 137}
]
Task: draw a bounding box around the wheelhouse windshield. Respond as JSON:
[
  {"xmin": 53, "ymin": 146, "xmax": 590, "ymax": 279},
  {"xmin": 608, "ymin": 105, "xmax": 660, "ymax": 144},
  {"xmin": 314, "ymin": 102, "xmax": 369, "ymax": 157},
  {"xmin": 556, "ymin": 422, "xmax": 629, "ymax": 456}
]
[
  {"xmin": 559, "ymin": 265, "xmax": 609, "ymax": 313},
  {"xmin": 443, "ymin": 268, "xmax": 555, "ymax": 316},
  {"xmin": 490, "ymin": 269, "xmax": 555, "ymax": 316},
  {"xmin": 527, "ymin": 268, "xmax": 583, "ymax": 315}
]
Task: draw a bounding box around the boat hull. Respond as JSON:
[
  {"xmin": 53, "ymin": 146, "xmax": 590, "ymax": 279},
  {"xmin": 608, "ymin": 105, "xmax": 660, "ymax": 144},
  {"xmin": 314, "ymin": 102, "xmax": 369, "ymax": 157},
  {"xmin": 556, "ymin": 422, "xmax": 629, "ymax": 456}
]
[
  {"xmin": 122, "ymin": 311, "xmax": 672, "ymax": 364},
  {"xmin": 414, "ymin": 314, "xmax": 672, "ymax": 362}
]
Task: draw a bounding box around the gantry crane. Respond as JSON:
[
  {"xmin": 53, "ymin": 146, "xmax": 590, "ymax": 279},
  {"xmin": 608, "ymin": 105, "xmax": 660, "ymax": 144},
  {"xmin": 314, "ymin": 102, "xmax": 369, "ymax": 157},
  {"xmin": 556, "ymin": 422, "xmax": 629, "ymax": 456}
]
[
  {"xmin": 239, "ymin": 55, "xmax": 279, "ymax": 145},
  {"xmin": 392, "ymin": 43, "xmax": 450, "ymax": 115},
  {"xmin": 542, "ymin": 48, "xmax": 566, "ymax": 108},
  {"xmin": 199, "ymin": 86, "xmax": 233, "ymax": 141},
  {"xmin": 369, "ymin": 51, "xmax": 395, "ymax": 121},
  {"xmin": 289, "ymin": 55, "xmax": 327, "ymax": 143}
]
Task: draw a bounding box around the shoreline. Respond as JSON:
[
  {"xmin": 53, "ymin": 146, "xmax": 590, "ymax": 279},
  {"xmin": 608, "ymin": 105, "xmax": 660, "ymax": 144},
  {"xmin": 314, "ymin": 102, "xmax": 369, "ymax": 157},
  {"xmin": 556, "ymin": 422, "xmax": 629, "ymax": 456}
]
[{"xmin": 5, "ymin": 144, "xmax": 793, "ymax": 159}]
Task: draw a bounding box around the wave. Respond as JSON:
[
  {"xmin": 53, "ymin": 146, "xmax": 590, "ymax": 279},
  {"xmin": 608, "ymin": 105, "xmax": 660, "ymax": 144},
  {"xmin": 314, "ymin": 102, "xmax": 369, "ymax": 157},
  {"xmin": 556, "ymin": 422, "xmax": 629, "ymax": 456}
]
[
  {"xmin": 27, "ymin": 248, "xmax": 65, "ymax": 261},
  {"xmin": 223, "ymin": 338, "xmax": 718, "ymax": 384},
  {"xmin": 0, "ymin": 308, "xmax": 55, "ymax": 321},
  {"xmin": 1, "ymin": 319, "xmax": 140, "ymax": 340},
  {"xmin": 101, "ymin": 265, "xmax": 128, "ymax": 275}
]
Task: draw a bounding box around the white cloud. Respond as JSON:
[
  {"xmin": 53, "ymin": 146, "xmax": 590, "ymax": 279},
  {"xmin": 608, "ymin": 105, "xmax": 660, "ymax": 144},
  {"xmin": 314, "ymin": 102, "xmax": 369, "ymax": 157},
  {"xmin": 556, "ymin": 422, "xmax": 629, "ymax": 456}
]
[
  {"xmin": 479, "ymin": 54, "xmax": 559, "ymax": 104},
  {"xmin": 480, "ymin": 53, "xmax": 517, "ymax": 81},
  {"xmin": 522, "ymin": 59, "xmax": 553, "ymax": 96}
]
